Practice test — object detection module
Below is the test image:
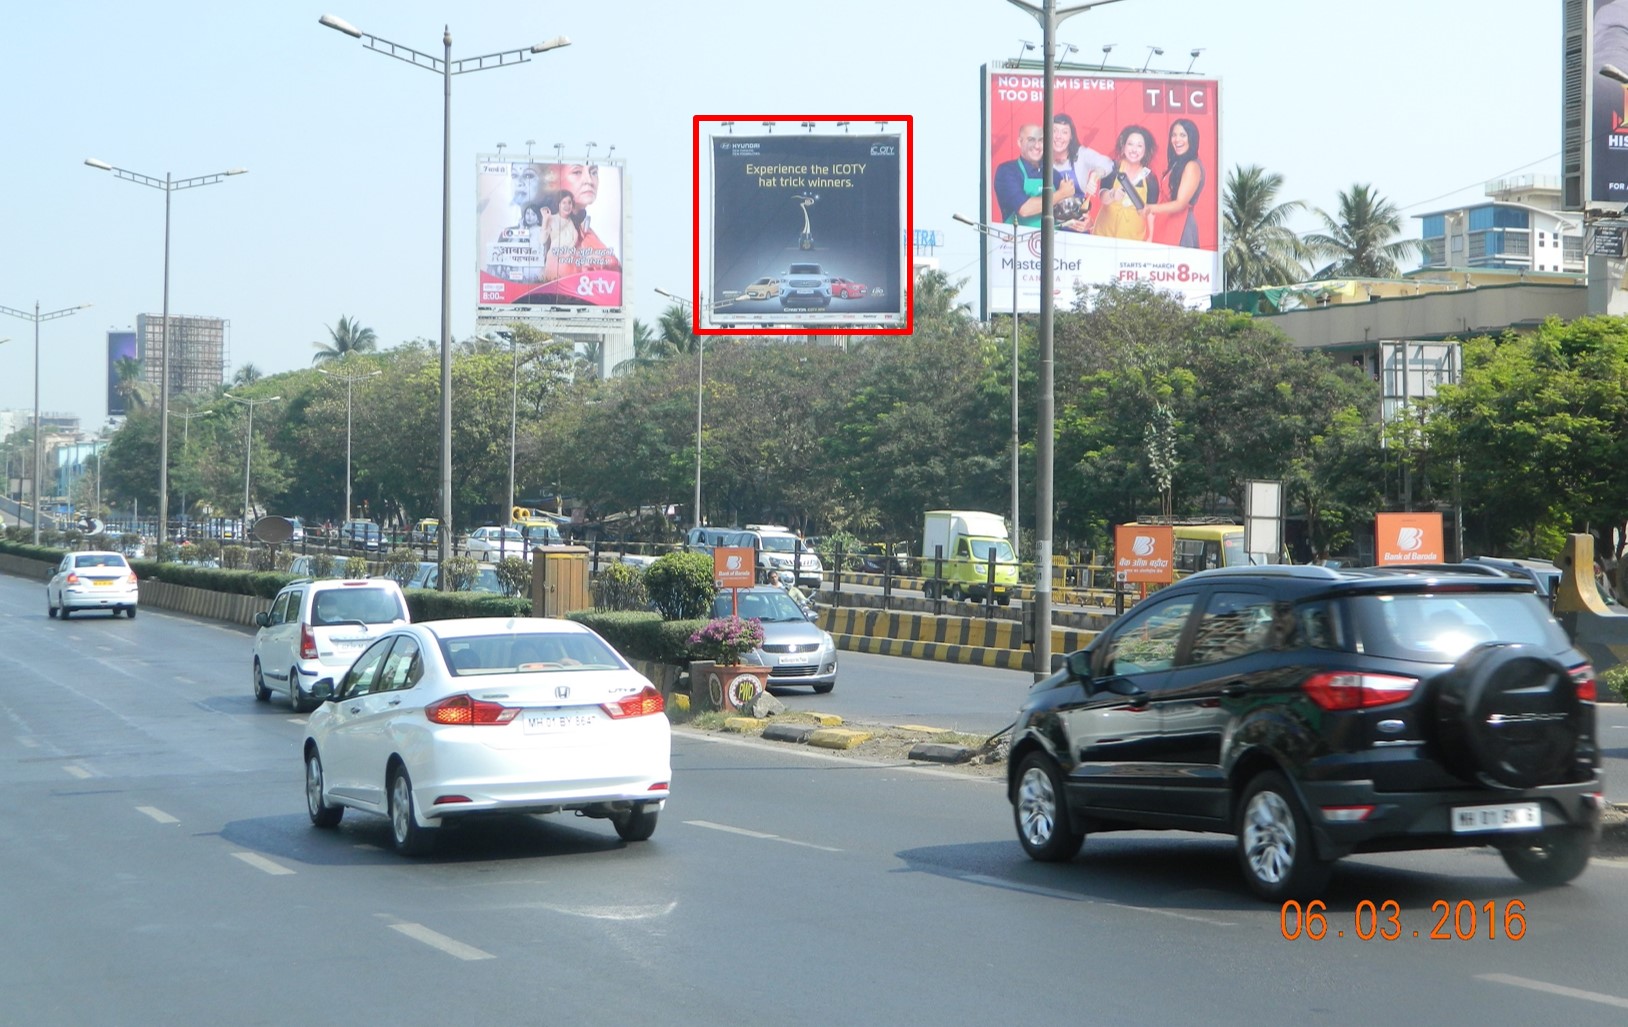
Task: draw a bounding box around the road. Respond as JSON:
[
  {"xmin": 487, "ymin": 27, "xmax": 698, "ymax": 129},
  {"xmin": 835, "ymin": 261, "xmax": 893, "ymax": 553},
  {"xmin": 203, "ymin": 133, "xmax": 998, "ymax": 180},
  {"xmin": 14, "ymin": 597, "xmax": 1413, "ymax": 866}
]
[{"xmin": 4, "ymin": 572, "xmax": 1628, "ymax": 1024}]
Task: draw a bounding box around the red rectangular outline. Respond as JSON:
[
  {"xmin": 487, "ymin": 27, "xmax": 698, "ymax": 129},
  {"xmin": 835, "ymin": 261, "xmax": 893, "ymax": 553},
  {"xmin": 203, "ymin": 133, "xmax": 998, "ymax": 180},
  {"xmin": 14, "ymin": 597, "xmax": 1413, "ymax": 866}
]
[{"xmin": 691, "ymin": 114, "xmax": 913, "ymax": 337}]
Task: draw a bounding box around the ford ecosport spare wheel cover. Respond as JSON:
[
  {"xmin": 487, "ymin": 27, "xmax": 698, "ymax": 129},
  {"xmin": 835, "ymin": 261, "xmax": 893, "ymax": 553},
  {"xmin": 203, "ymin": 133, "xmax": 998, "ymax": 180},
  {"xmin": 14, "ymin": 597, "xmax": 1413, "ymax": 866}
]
[{"xmin": 1434, "ymin": 643, "xmax": 1580, "ymax": 790}]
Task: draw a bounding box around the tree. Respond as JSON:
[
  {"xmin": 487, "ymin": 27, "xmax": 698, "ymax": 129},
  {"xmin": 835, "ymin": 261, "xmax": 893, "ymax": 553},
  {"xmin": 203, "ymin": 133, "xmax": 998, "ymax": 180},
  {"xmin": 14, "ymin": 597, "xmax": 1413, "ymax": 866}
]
[
  {"xmin": 112, "ymin": 356, "xmax": 153, "ymax": 410},
  {"xmin": 231, "ymin": 363, "xmax": 263, "ymax": 386},
  {"xmin": 657, "ymin": 301, "xmax": 698, "ymax": 357},
  {"xmin": 311, "ymin": 315, "xmax": 378, "ymax": 365},
  {"xmin": 617, "ymin": 316, "xmax": 678, "ymax": 374},
  {"xmin": 1306, "ymin": 183, "xmax": 1428, "ymax": 280},
  {"xmin": 1221, "ymin": 164, "xmax": 1311, "ymax": 291}
]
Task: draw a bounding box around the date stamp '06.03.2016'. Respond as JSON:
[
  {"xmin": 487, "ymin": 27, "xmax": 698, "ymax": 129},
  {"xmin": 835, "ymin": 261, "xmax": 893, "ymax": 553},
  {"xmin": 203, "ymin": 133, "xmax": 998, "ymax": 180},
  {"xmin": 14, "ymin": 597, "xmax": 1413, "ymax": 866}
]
[{"xmin": 1280, "ymin": 900, "xmax": 1528, "ymax": 941}]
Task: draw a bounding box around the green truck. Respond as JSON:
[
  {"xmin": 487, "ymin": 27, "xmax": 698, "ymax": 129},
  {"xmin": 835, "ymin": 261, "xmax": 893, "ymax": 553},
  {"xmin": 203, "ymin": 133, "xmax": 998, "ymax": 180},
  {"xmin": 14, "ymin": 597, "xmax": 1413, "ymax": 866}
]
[{"xmin": 919, "ymin": 509, "xmax": 1018, "ymax": 605}]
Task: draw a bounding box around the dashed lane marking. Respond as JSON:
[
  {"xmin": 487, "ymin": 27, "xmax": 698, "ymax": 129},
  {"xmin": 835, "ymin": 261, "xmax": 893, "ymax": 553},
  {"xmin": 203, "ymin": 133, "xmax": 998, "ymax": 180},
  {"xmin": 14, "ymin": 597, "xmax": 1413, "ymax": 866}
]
[
  {"xmin": 63, "ymin": 765, "xmax": 92, "ymax": 779},
  {"xmin": 388, "ymin": 922, "xmax": 495, "ymax": 961},
  {"xmin": 231, "ymin": 851, "xmax": 295, "ymax": 876},
  {"xmin": 1478, "ymin": 973, "xmax": 1628, "ymax": 1010},
  {"xmin": 135, "ymin": 806, "xmax": 179, "ymax": 824},
  {"xmin": 684, "ymin": 819, "xmax": 844, "ymax": 852}
]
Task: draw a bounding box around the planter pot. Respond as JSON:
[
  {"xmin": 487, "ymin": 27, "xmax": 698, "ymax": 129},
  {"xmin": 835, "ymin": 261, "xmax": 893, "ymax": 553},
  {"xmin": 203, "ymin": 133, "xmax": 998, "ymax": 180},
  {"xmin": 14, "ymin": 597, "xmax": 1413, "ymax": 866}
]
[{"xmin": 699, "ymin": 663, "xmax": 769, "ymax": 714}]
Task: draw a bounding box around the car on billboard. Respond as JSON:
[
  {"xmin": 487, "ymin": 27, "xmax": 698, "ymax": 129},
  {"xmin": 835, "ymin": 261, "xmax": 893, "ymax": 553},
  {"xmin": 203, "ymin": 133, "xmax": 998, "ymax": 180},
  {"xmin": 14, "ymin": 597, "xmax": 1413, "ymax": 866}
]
[
  {"xmin": 829, "ymin": 277, "xmax": 867, "ymax": 299},
  {"xmin": 743, "ymin": 277, "xmax": 781, "ymax": 300},
  {"xmin": 780, "ymin": 264, "xmax": 831, "ymax": 310}
]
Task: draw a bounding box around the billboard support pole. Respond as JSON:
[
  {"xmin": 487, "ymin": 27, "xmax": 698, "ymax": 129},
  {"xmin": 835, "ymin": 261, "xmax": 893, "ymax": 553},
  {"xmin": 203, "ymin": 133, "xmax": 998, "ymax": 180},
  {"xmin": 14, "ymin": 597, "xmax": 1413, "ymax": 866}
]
[{"xmin": 1004, "ymin": 0, "xmax": 1128, "ymax": 678}]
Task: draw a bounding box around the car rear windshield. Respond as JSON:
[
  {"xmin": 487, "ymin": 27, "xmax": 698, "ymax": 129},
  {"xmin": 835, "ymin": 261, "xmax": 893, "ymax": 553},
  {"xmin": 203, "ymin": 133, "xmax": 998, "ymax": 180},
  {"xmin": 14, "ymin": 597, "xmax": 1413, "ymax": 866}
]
[
  {"xmin": 1342, "ymin": 592, "xmax": 1571, "ymax": 662},
  {"xmin": 439, "ymin": 632, "xmax": 624, "ymax": 675},
  {"xmin": 75, "ymin": 554, "xmax": 127, "ymax": 569},
  {"xmin": 310, "ymin": 588, "xmax": 405, "ymax": 626}
]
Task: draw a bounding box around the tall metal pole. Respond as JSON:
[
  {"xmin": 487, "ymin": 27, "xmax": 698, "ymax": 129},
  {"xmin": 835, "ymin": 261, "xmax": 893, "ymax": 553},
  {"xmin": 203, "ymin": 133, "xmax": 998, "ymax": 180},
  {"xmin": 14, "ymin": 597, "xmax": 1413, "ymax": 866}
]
[
  {"xmin": 1010, "ymin": 227, "xmax": 1020, "ymax": 553},
  {"xmin": 346, "ymin": 377, "xmax": 355, "ymax": 523},
  {"xmin": 695, "ymin": 335, "xmax": 704, "ymax": 529},
  {"xmin": 243, "ymin": 399, "xmax": 254, "ymax": 524},
  {"xmin": 2, "ymin": 301, "xmax": 87, "ymax": 544},
  {"xmin": 507, "ymin": 330, "xmax": 518, "ymax": 558},
  {"xmin": 1005, "ymin": 0, "xmax": 1127, "ymax": 678},
  {"xmin": 438, "ymin": 28, "xmax": 453, "ymax": 574},
  {"xmin": 160, "ymin": 176, "xmax": 173, "ymax": 547}
]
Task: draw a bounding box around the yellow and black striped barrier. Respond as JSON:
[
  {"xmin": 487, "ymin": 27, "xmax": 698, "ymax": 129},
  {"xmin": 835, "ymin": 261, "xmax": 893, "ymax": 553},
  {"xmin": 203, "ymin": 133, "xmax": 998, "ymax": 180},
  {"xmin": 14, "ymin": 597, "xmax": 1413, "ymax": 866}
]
[{"xmin": 819, "ymin": 606, "xmax": 1095, "ymax": 673}]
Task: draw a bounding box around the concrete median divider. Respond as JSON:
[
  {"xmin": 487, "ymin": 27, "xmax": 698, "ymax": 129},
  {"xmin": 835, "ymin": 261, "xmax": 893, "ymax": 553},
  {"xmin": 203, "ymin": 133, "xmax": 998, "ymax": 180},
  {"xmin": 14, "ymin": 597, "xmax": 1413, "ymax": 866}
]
[{"xmin": 818, "ymin": 605, "xmax": 1093, "ymax": 673}]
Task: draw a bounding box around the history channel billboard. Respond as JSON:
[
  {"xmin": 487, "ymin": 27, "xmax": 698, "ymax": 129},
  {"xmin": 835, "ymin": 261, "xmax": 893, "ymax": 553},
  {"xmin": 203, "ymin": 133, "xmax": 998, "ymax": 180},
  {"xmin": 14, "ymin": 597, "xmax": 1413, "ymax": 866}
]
[
  {"xmin": 981, "ymin": 66, "xmax": 1221, "ymax": 314},
  {"xmin": 709, "ymin": 132, "xmax": 905, "ymax": 329},
  {"xmin": 476, "ymin": 158, "xmax": 624, "ymax": 317}
]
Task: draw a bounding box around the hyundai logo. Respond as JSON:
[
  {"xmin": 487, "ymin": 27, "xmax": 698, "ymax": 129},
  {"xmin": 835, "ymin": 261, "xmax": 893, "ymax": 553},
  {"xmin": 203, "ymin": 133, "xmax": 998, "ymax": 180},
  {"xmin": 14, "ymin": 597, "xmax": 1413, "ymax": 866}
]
[{"xmin": 555, "ymin": 685, "xmax": 571, "ymax": 700}]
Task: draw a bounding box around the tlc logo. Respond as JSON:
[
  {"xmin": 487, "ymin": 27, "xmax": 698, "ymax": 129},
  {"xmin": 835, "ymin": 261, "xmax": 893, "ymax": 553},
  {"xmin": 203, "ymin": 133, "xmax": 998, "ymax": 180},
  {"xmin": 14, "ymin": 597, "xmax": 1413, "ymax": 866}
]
[{"xmin": 1143, "ymin": 85, "xmax": 1209, "ymax": 113}]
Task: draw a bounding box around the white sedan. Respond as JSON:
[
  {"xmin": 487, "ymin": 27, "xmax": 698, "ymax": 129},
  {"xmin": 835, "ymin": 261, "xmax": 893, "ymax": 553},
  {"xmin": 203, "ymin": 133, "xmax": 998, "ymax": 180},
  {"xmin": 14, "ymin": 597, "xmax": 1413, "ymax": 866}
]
[
  {"xmin": 463, "ymin": 525, "xmax": 530, "ymax": 561},
  {"xmin": 301, "ymin": 617, "xmax": 671, "ymax": 855},
  {"xmin": 46, "ymin": 550, "xmax": 140, "ymax": 619}
]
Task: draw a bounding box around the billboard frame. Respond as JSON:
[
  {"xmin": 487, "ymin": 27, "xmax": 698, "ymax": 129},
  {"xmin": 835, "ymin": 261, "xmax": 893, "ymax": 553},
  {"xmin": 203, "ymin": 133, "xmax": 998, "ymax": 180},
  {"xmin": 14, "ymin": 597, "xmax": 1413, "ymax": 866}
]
[{"xmin": 691, "ymin": 114, "xmax": 914, "ymax": 337}]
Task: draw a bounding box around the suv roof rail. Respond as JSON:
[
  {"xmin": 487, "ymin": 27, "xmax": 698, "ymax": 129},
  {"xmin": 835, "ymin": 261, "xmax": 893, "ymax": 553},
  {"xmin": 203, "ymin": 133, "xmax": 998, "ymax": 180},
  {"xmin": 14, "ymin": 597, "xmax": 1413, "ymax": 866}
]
[
  {"xmin": 1360, "ymin": 562, "xmax": 1512, "ymax": 578},
  {"xmin": 743, "ymin": 524, "xmax": 792, "ymax": 533},
  {"xmin": 1192, "ymin": 564, "xmax": 1342, "ymax": 580}
]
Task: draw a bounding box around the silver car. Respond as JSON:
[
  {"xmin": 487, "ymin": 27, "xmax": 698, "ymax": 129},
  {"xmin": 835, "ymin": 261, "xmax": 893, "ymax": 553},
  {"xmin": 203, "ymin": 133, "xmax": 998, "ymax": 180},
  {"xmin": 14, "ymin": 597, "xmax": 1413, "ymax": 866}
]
[
  {"xmin": 46, "ymin": 550, "xmax": 139, "ymax": 619},
  {"xmin": 712, "ymin": 586, "xmax": 837, "ymax": 693}
]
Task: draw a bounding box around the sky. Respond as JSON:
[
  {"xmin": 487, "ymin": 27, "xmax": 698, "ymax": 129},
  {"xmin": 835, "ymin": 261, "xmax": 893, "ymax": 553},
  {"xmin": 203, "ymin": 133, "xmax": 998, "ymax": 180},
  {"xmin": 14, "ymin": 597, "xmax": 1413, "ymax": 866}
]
[{"xmin": 0, "ymin": 0, "xmax": 1564, "ymax": 430}]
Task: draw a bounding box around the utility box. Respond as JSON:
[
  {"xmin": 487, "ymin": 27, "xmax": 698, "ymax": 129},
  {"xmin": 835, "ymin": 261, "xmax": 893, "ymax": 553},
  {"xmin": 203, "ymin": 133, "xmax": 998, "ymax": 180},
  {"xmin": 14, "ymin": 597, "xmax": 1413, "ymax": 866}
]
[{"xmin": 531, "ymin": 545, "xmax": 591, "ymax": 618}]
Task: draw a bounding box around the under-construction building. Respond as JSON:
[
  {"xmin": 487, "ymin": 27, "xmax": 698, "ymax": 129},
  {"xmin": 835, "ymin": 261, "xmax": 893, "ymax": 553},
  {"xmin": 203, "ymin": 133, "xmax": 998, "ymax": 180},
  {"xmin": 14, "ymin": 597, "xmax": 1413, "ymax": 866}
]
[{"xmin": 135, "ymin": 314, "xmax": 228, "ymax": 398}]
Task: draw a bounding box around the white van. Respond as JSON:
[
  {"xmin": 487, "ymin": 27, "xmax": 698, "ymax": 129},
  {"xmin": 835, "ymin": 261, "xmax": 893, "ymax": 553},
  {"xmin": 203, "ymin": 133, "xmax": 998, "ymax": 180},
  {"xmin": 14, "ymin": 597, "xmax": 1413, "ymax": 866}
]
[{"xmin": 726, "ymin": 524, "xmax": 824, "ymax": 589}]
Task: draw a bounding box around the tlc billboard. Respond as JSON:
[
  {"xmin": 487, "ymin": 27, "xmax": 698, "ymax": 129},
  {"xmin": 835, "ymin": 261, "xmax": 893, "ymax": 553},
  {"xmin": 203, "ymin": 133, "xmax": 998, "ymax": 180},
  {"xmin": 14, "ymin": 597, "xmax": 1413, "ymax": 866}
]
[
  {"xmin": 707, "ymin": 129, "xmax": 906, "ymax": 330},
  {"xmin": 981, "ymin": 66, "xmax": 1221, "ymax": 314},
  {"xmin": 476, "ymin": 158, "xmax": 624, "ymax": 317}
]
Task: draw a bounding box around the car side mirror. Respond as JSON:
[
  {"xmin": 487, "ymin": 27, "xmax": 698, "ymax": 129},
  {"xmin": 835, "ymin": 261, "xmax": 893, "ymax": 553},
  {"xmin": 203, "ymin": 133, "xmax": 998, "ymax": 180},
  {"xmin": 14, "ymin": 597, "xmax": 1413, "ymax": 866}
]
[
  {"xmin": 255, "ymin": 611, "xmax": 271, "ymax": 628},
  {"xmin": 311, "ymin": 678, "xmax": 336, "ymax": 702},
  {"xmin": 1065, "ymin": 649, "xmax": 1092, "ymax": 680}
]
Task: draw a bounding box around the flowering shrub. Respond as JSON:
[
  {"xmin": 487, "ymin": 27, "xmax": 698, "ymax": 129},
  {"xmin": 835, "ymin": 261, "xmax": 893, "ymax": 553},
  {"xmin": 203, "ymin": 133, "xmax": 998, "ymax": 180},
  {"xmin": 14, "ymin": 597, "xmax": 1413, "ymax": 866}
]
[{"xmin": 687, "ymin": 615, "xmax": 765, "ymax": 665}]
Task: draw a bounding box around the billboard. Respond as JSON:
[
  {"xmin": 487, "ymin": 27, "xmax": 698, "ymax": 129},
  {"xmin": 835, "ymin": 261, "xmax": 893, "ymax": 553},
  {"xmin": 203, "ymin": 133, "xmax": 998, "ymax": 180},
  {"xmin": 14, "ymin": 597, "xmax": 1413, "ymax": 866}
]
[
  {"xmin": 709, "ymin": 131, "xmax": 905, "ymax": 328},
  {"xmin": 1592, "ymin": 0, "xmax": 1628, "ymax": 207},
  {"xmin": 476, "ymin": 158, "xmax": 624, "ymax": 314},
  {"xmin": 106, "ymin": 330, "xmax": 138, "ymax": 417},
  {"xmin": 982, "ymin": 67, "xmax": 1220, "ymax": 313},
  {"xmin": 1375, "ymin": 512, "xmax": 1445, "ymax": 566}
]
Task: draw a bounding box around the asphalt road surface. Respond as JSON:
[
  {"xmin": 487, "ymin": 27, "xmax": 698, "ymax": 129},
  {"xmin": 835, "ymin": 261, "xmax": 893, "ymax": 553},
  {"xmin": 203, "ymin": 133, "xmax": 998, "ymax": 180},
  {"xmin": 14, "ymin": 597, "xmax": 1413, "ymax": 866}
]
[{"xmin": 4, "ymin": 571, "xmax": 1628, "ymax": 1025}]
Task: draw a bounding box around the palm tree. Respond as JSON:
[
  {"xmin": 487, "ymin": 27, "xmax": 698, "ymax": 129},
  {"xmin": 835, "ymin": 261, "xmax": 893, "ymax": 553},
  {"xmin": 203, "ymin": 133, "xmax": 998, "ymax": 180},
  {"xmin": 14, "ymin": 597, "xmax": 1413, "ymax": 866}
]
[
  {"xmin": 1222, "ymin": 164, "xmax": 1313, "ymax": 291},
  {"xmin": 616, "ymin": 317, "xmax": 680, "ymax": 374},
  {"xmin": 1305, "ymin": 183, "xmax": 1428, "ymax": 279},
  {"xmin": 311, "ymin": 315, "xmax": 378, "ymax": 365},
  {"xmin": 112, "ymin": 356, "xmax": 154, "ymax": 410},
  {"xmin": 657, "ymin": 302, "xmax": 697, "ymax": 357},
  {"xmin": 231, "ymin": 363, "xmax": 263, "ymax": 386}
]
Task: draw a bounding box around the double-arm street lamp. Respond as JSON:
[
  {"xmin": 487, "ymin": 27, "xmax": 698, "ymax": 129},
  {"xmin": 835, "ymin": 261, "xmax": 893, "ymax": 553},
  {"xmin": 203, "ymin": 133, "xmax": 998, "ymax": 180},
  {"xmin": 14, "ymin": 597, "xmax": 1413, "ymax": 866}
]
[
  {"xmin": 654, "ymin": 288, "xmax": 704, "ymax": 529},
  {"xmin": 0, "ymin": 301, "xmax": 90, "ymax": 543},
  {"xmin": 952, "ymin": 214, "xmax": 1025, "ymax": 553},
  {"xmin": 225, "ymin": 393, "xmax": 281, "ymax": 528},
  {"xmin": 319, "ymin": 14, "xmax": 570, "ymax": 583},
  {"xmin": 85, "ymin": 158, "xmax": 246, "ymax": 555},
  {"xmin": 317, "ymin": 367, "xmax": 380, "ymax": 523},
  {"xmin": 1002, "ymin": 0, "xmax": 1127, "ymax": 679}
]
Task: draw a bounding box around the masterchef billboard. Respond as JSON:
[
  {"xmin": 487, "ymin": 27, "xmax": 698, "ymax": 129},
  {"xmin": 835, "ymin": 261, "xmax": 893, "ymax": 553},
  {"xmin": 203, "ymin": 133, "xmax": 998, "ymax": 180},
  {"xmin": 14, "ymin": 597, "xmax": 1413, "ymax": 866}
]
[{"xmin": 981, "ymin": 66, "xmax": 1221, "ymax": 314}]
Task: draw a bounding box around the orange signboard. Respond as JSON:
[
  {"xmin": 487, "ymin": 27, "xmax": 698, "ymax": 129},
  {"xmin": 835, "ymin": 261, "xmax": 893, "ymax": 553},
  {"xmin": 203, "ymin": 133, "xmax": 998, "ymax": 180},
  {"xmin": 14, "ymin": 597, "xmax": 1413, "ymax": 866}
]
[
  {"xmin": 1114, "ymin": 524, "xmax": 1174, "ymax": 584},
  {"xmin": 1375, "ymin": 512, "xmax": 1445, "ymax": 565},
  {"xmin": 713, "ymin": 546, "xmax": 757, "ymax": 589}
]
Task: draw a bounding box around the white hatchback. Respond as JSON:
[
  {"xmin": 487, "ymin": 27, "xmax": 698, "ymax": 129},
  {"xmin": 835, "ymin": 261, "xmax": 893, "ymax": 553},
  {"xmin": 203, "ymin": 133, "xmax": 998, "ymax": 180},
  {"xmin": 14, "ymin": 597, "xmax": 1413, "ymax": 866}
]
[
  {"xmin": 253, "ymin": 578, "xmax": 410, "ymax": 712},
  {"xmin": 46, "ymin": 550, "xmax": 140, "ymax": 619},
  {"xmin": 301, "ymin": 618, "xmax": 671, "ymax": 855}
]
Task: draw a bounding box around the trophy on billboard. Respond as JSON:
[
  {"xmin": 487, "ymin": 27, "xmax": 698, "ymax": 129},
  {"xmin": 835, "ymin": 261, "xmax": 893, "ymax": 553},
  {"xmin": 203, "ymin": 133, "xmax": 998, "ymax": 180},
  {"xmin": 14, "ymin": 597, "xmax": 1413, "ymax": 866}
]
[{"xmin": 794, "ymin": 192, "xmax": 819, "ymax": 250}]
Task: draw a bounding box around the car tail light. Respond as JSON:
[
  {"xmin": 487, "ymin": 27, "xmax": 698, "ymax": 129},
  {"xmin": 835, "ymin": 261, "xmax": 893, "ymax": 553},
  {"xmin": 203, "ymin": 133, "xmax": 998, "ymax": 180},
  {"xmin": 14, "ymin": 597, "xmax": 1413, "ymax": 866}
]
[
  {"xmin": 425, "ymin": 694, "xmax": 519, "ymax": 725},
  {"xmin": 65, "ymin": 573, "xmax": 80, "ymax": 585},
  {"xmin": 1571, "ymin": 663, "xmax": 1596, "ymax": 702},
  {"xmin": 602, "ymin": 686, "xmax": 665, "ymax": 719},
  {"xmin": 300, "ymin": 623, "xmax": 319, "ymax": 661},
  {"xmin": 125, "ymin": 572, "xmax": 138, "ymax": 586},
  {"xmin": 1301, "ymin": 671, "xmax": 1419, "ymax": 711}
]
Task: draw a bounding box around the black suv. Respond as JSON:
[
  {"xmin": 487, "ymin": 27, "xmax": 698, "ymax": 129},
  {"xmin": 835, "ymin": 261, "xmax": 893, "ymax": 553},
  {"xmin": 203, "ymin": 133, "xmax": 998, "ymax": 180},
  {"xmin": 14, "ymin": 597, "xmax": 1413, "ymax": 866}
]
[{"xmin": 1007, "ymin": 564, "xmax": 1603, "ymax": 901}]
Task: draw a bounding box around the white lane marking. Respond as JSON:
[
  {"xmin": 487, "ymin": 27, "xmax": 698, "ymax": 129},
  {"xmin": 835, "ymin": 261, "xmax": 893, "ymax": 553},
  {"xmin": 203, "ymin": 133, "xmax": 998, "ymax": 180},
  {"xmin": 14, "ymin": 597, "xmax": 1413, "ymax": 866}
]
[
  {"xmin": 389, "ymin": 922, "xmax": 495, "ymax": 961},
  {"xmin": 684, "ymin": 819, "xmax": 843, "ymax": 852},
  {"xmin": 231, "ymin": 851, "xmax": 296, "ymax": 876},
  {"xmin": 957, "ymin": 874, "xmax": 1236, "ymax": 925},
  {"xmin": 1478, "ymin": 973, "xmax": 1628, "ymax": 1010},
  {"xmin": 18, "ymin": 737, "xmax": 38, "ymax": 748},
  {"xmin": 175, "ymin": 676, "xmax": 196, "ymax": 685},
  {"xmin": 136, "ymin": 806, "xmax": 179, "ymax": 824},
  {"xmin": 286, "ymin": 717, "xmax": 308, "ymax": 725},
  {"xmin": 63, "ymin": 765, "xmax": 92, "ymax": 779}
]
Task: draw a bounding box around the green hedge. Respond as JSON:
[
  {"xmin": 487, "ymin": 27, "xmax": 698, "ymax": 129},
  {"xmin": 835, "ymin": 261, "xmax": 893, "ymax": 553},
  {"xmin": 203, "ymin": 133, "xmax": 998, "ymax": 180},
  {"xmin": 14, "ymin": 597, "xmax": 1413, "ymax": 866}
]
[
  {"xmin": 0, "ymin": 540, "xmax": 69, "ymax": 565},
  {"xmin": 405, "ymin": 588, "xmax": 530, "ymax": 621},
  {"xmin": 130, "ymin": 562, "xmax": 296, "ymax": 599},
  {"xmin": 567, "ymin": 610, "xmax": 707, "ymax": 665}
]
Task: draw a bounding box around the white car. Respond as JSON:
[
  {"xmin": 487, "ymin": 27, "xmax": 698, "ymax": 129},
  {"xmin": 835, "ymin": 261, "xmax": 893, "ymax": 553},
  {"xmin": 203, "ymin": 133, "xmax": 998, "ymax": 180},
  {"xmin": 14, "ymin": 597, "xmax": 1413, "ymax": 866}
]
[
  {"xmin": 46, "ymin": 550, "xmax": 140, "ymax": 619},
  {"xmin": 253, "ymin": 577, "xmax": 411, "ymax": 712},
  {"xmin": 301, "ymin": 618, "xmax": 671, "ymax": 855},
  {"xmin": 464, "ymin": 525, "xmax": 529, "ymax": 561}
]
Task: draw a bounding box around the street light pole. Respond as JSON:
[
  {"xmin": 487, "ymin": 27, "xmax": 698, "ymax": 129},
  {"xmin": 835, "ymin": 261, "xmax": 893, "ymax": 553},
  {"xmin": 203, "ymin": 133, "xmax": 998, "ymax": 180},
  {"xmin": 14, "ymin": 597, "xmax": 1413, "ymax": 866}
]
[
  {"xmin": 1004, "ymin": 0, "xmax": 1127, "ymax": 679},
  {"xmin": 85, "ymin": 159, "xmax": 246, "ymax": 554},
  {"xmin": 319, "ymin": 14, "xmax": 570, "ymax": 587},
  {"xmin": 317, "ymin": 368, "xmax": 380, "ymax": 523},
  {"xmin": 225, "ymin": 393, "xmax": 281, "ymax": 529},
  {"xmin": 170, "ymin": 407, "xmax": 213, "ymax": 536},
  {"xmin": 953, "ymin": 214, "xmax": 1025, "ymax": 552},
  {"xmin": 1, "ymin": 302, "xmax": 89, "ymax": 544},
  {"xmin": 654, "ymin": 289, "xmax": 704, "ymax": 528}
]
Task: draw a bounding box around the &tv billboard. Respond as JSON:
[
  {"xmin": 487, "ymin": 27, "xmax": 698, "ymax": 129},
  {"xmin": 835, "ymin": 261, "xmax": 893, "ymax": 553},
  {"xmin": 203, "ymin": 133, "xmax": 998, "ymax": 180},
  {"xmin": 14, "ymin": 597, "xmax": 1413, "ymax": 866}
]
[
  {"xmin": 708, "ymin": 130, "xmax": 905, "ymax": 328},
  {"xmin": 106, "ymin": 330, "xmax": 138, "ymax": 417},
  {"xmin": 982, "ymin": 67, "xmax": 1220, "ymax": 313},
  {"xmin": 476, "ymin": 158, "xmax": 624, "ymax": 315}
]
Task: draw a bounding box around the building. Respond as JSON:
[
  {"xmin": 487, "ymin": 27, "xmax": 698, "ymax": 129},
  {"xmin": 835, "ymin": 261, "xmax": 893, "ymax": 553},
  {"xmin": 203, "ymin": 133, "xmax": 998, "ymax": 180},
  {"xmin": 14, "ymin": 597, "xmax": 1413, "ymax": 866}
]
[
  {"xmin": 1415, "ymin": 175, "xmax": 1583, "ymax": 275},
  {"xmin": 136, "ymin": 314, "xmax": 228, "ymax": 398}
]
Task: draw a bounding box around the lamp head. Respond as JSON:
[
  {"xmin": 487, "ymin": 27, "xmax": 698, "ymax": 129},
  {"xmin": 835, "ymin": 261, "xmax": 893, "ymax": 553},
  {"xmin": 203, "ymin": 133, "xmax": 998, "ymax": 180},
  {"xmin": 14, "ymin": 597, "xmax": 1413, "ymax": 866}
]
[
  {"xmin": 318, "ymin": 14, "xmax": 363, "ymax": 38},
  {"xmin": 85, "ymin": 158, "xmax": 113, "ymax": 171},
  {"xmin": 532, "ymin": 35, "xmax": 571, "ymax": 53}
]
